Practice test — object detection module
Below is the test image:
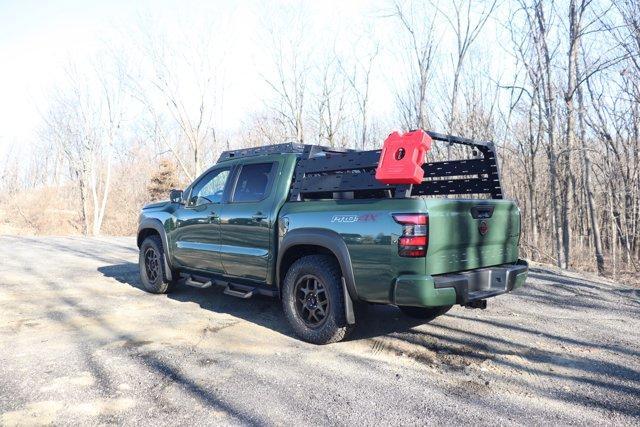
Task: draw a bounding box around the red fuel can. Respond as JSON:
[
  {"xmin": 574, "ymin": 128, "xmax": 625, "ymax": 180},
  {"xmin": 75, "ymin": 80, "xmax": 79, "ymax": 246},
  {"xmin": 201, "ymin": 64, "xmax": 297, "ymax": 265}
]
[{"xmin": 375, "ymin": 130, "xmax": 431, "ymax": 184}]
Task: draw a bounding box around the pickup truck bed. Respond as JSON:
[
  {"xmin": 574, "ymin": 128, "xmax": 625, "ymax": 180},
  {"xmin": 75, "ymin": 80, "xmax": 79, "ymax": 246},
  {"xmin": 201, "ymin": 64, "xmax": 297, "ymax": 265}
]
[
  {"xmin": 137, "ymin": 131, "xmax": 528, "ymax": 344},
  {"xmin": 280, "ymin": 197, "xmax": 523, "ymax": 305}
]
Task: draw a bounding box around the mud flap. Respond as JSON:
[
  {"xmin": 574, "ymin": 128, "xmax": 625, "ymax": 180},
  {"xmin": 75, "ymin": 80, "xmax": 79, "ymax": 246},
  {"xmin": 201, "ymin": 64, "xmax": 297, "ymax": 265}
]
[
  {"xmin": 342, "ymin": 277, "xmax": 355, "ymax": 324},
  {"xmin": 163, "ymin": 254, "xmax": 173, "ymax": 281}
]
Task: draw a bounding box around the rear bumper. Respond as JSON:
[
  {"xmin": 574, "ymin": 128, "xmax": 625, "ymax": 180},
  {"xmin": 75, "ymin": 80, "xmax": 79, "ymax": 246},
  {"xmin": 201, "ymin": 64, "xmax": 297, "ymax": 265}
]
[{"xmin": 393, "ymin": 259, "xmax": 528, "ymax": 307}]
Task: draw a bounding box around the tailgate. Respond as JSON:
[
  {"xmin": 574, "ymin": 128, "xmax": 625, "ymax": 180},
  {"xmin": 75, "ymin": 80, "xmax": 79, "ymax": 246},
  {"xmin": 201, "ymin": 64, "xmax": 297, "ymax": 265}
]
[{"xmin": 425, "ymin": 199, "xmax": 520, "ymax": 275}]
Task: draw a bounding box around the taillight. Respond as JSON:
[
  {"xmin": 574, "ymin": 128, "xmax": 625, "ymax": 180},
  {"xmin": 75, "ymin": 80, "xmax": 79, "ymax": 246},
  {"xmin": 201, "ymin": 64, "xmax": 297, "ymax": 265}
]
[{"xmin": 393, "ymin": 213, "xmax": 428, "ymax": 257}]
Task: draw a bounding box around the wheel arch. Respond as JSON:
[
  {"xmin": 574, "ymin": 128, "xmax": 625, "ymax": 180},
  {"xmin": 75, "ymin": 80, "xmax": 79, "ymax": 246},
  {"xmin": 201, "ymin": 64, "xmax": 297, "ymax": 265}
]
[
  {"xmin": 137, "ymin": 218, "xmax": 174, "ymax": 281},
  {"xmin": 277, "ymin": 228, "xmax": 358, "ymax": 303}
]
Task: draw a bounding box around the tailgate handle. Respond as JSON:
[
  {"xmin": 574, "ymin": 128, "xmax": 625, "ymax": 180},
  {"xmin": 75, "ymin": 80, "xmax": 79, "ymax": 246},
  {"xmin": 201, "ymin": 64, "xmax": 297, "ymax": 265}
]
[{"xmin": 470, "ymin": 205, "xmax": 494, "ymax": 219}]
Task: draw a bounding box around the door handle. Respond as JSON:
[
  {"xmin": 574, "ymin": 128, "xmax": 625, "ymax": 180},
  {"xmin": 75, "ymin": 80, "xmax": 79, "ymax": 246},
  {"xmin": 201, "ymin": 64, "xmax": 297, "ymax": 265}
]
[
  {"xmin": 252, "ymin": 212, "xmax": 267, "ymax": 221},
  {"xmin": 209, "ymin": 212, "xmax": 219, "ymax": 222}
]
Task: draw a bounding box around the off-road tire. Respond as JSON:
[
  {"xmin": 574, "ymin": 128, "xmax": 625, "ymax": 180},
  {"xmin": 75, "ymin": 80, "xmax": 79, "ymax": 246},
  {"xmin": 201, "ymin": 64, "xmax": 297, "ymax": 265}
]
[
  {"xmin": 398, "ymin": 305, "xmax": 452, "ymax": 320},
  {"xmin": 139, "ymin": 235, "xmax": 177, "ymax": 294},
  {"xmin": 282, "ymin": 255, "xmax": 353, "ymax": 344}
]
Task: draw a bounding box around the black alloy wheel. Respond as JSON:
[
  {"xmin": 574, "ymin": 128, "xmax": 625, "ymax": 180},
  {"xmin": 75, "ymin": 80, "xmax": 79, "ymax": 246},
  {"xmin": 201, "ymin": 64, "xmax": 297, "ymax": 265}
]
[
  {"xmin": 144, "ymin": 247, "xmax": 161, "ymax": 282},
  {"xmin": 282, "ymin": 254, "xmax": 353, "ymax": 344},
  {"xmin": 138, "ymin": 234, "xmax": 177, "ymax": 294},
  {"xmin": 294, "ymin": 274, "xmax": 330, "ymax": 328}
]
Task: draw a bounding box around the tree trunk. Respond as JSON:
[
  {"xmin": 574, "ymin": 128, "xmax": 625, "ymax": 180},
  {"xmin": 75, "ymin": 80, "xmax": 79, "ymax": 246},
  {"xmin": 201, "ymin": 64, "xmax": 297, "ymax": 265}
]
[
  {"xmin": 560, "ymin": 0, "xmax": 580, "ymax": 269},
  {"xmin": 576, "ymin": 51, "xmax": 604, "ymax": 274},
  {"xmin": 561, "ymin": 175, "xmax": 571, "ymax": 268},
  {"xmin": 548, "ymin": 150, "xmax": 565, "ymax": 268},
  {"xmin": 77, "ymin": 169, "xmax": 89, "ymax": 236},
  {"xmin": 610, "ymin": 193, "xmax": 617, "ymax": 279},
  {"xmin": 535, "ymin": 1, "xmax": 565, "ymax": 268},
  {"xmin": 94, "ymin": 151, "xmax": 112, "ymax": 236}
]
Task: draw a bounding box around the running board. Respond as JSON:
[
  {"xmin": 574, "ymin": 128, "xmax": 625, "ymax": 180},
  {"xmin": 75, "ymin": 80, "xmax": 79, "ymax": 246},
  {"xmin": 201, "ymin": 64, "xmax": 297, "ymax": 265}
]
[
  {"xmin": 184, "ymin": 277, "xmax": 212, "ymax": 289},
  {"xmin": 223, "ymin": 285, "xmax": 254, "ymax": 299},
  {"xmin": 178, "ymin": 271, "xmax": 278, "ymax": 298}
]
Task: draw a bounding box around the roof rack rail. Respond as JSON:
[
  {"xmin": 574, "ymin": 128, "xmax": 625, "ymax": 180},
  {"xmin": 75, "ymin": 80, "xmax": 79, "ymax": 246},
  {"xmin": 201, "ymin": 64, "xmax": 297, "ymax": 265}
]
[
  {"xmin": 218, "ymin": 131, "xmax": 492, "ymax": 162},
  {"xmin": 218, "ymin": 142, "xmax": 306, "ymax": 162},
  {"xmin": 425, "ymin": 131, "xmax": 493, "ymax": 148}
]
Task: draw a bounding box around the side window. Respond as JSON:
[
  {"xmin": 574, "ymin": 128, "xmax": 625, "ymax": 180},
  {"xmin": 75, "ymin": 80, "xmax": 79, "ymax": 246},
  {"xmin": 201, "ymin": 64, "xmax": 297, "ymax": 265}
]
[
  {"xmin": 232, "ymin": 162, "xmax": 275, "ymax": 203},
  {"xmin": 188, "ymin": 168, "xmax": 230, "ymax": 207}
]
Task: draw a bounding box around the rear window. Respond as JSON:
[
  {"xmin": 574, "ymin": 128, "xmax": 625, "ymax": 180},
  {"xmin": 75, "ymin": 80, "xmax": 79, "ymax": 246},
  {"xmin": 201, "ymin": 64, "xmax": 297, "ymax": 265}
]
[{"xmin": 232, "ymin": 162, "xmax": 275, "ymax": 202}]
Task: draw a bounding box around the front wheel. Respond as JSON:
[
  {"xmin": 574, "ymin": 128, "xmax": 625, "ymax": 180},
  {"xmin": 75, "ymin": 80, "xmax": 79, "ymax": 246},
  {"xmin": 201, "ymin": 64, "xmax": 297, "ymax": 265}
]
[
  {"xmin": 139, "ymin": 235, "xmax": 177, "ymax": 294},
  {"xmin": 282, "ymin": 255, "xmax": 353, "ymax": 344},
  {"xmin": 398, "ymin": 305, "xmax": 452, "ymax": 320}
]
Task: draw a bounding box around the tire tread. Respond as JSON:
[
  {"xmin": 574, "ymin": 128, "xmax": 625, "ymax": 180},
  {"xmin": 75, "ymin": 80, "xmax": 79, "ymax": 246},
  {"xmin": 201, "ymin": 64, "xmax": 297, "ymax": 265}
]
[
  {"xmin": 282, "ymin": 255, "xmax": 353, "ymax": 344},
  {"xmin": 139, "ymin": 234, "xmax": 176, "ymax": 294}
]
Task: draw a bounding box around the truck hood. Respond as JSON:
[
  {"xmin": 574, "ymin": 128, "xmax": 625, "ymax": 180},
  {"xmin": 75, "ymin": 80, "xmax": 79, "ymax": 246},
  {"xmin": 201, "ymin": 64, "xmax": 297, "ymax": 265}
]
[{"xmin": 142, "ymin": 200, "xmax": 170, "ymax": 210}]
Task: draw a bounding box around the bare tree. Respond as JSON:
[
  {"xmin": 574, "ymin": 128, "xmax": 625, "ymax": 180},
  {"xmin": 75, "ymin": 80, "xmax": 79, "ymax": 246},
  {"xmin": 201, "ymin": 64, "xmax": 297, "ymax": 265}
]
[
  {"xmin": 315, "ymin": 57, "xmax": 349, "ymax": 147},
  {"xmin": 42, "ymin": 61, "xmax": 122, "ymax": 236},
  {"xmin": 434, "ymin": 0, "xmax": 497, "ymax": 134},
  {"xmin": 2, "ymin": 0, "xmax": 637, "ymax": 281},
  {"xmin": 576, "ymin": 57, "xmax": 604, "ymax": 274},
  {"xmin": 262, "ymin": 12, "xmax": 310, "ymax": 143},
  {"xmin": 125, "ymin": 21, "xmax": 225, "ymax": 180},
  {"xmin": 510, "ymin": 0, "xmax": 566, "ymax": 268},
  {"xmin": 392, "ymin": 1, "xmax": 437, "ymax": 130},
  {"xmin": 341, "ymin": 42, "xmax": 379, "ymax": 149},
  {"xmin": 563, "ymin": 0, "xmax": 612, "ymax": 273}
]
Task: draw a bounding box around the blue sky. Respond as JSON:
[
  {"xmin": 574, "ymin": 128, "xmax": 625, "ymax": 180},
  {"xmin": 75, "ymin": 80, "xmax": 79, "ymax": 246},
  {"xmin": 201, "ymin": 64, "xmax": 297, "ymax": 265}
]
[
  {"xmin": 0, "ymin": 0, "xmax": 141, "ymax": 150},
  {"xmin": 0, "ymin": 0, "xmax": 387, "ymax": 151},
  {"xmin": 0, "ymin": 0, "xmax": 509, "ymax": 156}
]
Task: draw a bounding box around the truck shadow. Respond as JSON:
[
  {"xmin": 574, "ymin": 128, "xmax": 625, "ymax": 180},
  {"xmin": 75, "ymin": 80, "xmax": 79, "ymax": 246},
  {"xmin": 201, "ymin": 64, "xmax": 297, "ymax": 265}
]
[
  {"xmin": 98, "ymin": 263, "xmax": 427, "ymax": 341},
  {"xmin": 96, "ymin": 261, "xmax": 640, "ymax": 417}
]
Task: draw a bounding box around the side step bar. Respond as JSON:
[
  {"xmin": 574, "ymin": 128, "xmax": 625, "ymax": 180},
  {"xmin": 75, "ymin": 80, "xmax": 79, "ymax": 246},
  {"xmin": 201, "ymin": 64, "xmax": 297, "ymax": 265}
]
[
  {"xmin": 223, "ymin": 285, "xmax": 254, "ymax": 299},
  {"xmin": 180, "ymin": 273, "xmax": 275, "ymax": 299},
  {"xmin": 184, "ymin": 277, "xmax": 212, "ymax": 289}
]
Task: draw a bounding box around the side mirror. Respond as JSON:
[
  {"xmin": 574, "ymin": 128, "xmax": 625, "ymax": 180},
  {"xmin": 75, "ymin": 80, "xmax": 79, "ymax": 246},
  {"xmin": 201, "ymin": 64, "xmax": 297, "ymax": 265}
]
[{"xmin": 170, "ymin": 189, "xmax": 184, "ymax": 204}]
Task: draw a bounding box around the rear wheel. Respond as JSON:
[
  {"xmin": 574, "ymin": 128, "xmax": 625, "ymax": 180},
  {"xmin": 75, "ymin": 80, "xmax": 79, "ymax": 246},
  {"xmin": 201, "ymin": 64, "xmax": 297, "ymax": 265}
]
[
  {"xmin": 398, "ymin": 305, "xmax": 452, "ymax": 320},
  {"xmin": 282, "ymin": 255, "xmax": 352, "ymax": 344},
  {"xmin": 139, "ymin": 235, "xmax": 177, "ymax": 294}
]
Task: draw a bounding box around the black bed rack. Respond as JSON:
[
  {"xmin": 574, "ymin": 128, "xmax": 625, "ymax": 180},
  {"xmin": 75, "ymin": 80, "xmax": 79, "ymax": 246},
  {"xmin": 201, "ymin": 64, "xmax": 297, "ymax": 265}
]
[
  {"xmin": 217, "ymin": 131, "xmax": 503, "ymax": 200},
  {"xmin": 289, "ymin": 131, "xmax": 502, "ymax": 201}
]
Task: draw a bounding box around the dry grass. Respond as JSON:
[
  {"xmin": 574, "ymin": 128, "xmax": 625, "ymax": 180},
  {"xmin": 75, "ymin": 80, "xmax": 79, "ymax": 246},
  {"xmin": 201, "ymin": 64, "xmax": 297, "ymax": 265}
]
[{"xmin": 0, "ymin": 186, "xmax": 82, "ymax": 235}]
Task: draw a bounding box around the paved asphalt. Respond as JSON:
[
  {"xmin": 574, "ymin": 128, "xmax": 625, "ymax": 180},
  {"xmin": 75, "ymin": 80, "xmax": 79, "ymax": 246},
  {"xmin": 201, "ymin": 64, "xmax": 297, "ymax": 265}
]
[{"xmin": 0, "ymin": 236, "xmax": 639, "ymax": 426}]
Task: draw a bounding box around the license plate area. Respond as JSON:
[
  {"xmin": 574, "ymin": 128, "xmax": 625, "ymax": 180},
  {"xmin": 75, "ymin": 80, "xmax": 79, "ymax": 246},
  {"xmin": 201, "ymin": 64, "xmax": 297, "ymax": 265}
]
[
  {"xmin": 433, "ymin": 262, "xmax": 527, "ymax": 303},
  {"xmin": 466, "ymin": 268, "xmax": 508, "ymax": 293}
]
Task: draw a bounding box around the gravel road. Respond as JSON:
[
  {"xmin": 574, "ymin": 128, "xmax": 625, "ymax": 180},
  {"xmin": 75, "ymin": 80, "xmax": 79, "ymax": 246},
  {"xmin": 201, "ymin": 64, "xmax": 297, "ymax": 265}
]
[{"xmin": 0, "ymin": 236, "xmax": 639, "ymax": 426}]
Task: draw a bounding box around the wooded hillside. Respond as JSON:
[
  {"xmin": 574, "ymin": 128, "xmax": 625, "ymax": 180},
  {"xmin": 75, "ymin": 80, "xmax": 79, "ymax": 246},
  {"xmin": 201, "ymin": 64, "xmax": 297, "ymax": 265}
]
[{"xmin": 1, "ymin": 0, "xmax": 638, "ymax": 281}]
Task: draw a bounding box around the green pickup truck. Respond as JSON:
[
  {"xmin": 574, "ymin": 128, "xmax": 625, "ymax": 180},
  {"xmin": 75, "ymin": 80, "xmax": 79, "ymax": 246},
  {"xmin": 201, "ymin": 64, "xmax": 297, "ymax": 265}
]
[{"xmin": 137, "ymin": 131, "xmax": 527, "ymax": 344}]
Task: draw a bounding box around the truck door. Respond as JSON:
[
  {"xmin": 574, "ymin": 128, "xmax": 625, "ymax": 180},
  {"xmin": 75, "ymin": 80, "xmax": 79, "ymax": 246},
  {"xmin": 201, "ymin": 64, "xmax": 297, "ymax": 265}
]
[
  {"xmin": 218, "ymin": 161, "xmax": 278, "ymax": 282},
  {"xmin": 171, "ymin": 166, "xmax": 231, "ymax": 274}
]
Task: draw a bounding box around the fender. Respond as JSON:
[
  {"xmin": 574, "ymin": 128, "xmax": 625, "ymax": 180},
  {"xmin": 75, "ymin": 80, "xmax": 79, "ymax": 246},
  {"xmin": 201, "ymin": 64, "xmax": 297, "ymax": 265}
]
[
  {"xmin": 277, "ymin": 228, "xmax": 357, "ymax": 324},
  {"xmin": 137, "ymin": 218, "xmax": 174, "ymax": 282}
]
